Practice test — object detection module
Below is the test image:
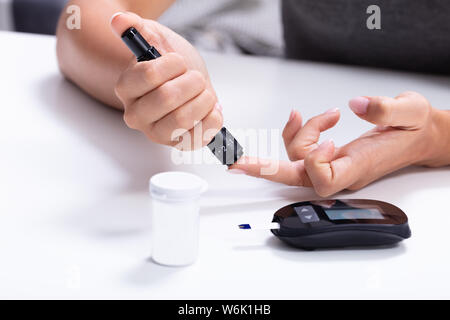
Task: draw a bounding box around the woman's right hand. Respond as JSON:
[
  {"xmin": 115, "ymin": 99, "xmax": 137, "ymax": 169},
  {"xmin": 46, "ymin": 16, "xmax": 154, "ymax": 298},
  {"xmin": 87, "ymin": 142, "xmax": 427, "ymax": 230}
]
[{"xmin": 110, "ymin": 12, "xmax": 223, "ymax": 149}]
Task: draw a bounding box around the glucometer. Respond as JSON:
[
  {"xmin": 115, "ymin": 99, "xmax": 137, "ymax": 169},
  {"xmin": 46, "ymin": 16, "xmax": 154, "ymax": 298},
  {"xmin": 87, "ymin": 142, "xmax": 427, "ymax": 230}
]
[
  {"xmin": 121, "ymin": 27, "xmax": 243, "ymax": 166},
  {"xmin": 240, "ymin": 199, "xmax": 411, "ymax": 250}
]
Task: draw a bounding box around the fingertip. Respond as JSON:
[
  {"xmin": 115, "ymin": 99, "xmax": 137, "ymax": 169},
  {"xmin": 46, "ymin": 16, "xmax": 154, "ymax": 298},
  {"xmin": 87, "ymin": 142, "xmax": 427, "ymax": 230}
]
[
  {"xmin": 283, "ymin": 110, "xmax": 302, "ymax": 141},
  {"xmin": 110, "ymin": 12, "xmax": 124, "ymax": 26},
  {"xmin": 324, "ymin": 107, "xmax": 340, "ymax": 115},
  {"xmin": 288, "ymin": 109, "xmax": 296, "ymax": 122},
  {"xmin": 287, "ymin": 109, "xmax": 302, "ymax": 123},
  {"xmin": 231, "ymin": 155, "xmax": 251, "ymax": 168},
  {"xmin": 307, "ymin": 139, "xmax": 335, "ymax": 165},
  {"xmin": 324, "ymin": 107, "xmax": 341, "ymax": 124},
  {"xmin": 227, "ymin": 169, "xmax": 246, "ymax": 175},
  {"xmin": 110, "ymin": 11, "xmax": 142, "ymax": 37},
  {"xmin": 318, "ymin": 139, "xmax": 335, "ymax": 152},
  {"xmin": 349, "ymin": 96, "xmax": 370, "ymax": 115},
  {"xmin": 110, "ymin": 12, "xmax": 125, "ymax": 36}
]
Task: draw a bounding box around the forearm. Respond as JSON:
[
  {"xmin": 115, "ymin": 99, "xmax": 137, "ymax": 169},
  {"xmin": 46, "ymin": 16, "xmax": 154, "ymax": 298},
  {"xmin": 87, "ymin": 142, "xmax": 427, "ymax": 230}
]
[{"xmin": 56, "ymin": 0, "xmax": 174, "ymax": 109}]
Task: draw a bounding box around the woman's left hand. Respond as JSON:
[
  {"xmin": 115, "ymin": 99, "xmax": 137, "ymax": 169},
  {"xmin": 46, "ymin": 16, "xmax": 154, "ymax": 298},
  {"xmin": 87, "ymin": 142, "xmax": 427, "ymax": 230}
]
[{"xmin": 229, "ymin": 91, "xmax": 449, "ymax": 197}]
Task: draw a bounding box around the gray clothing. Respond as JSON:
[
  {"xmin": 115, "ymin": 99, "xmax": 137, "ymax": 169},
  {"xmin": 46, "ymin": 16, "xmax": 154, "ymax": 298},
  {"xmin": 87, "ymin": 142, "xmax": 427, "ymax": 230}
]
[
  {"xmin": 159, "ymin": 0, "xmax": 283, "ymax": 56},
  {"xmin": 282, "ymin": 0, "xmax": 450, "ymax": 74}
]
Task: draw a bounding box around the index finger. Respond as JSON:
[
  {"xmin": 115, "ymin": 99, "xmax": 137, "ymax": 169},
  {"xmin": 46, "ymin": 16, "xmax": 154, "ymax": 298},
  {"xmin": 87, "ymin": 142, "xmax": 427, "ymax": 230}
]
[{"xmin": 229, "ymin": 156, "xmax": 312, "ymax": 187}]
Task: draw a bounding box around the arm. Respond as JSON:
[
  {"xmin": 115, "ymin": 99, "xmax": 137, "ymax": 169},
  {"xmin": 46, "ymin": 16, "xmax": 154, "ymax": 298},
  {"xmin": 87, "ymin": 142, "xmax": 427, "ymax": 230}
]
[
  {"xmin": 56, "ymin": 0, "xmax": 174, "ymax": 109},
  {"xmin": 57, "ymin": 3, "xmax": 223, "ymax": 149}
]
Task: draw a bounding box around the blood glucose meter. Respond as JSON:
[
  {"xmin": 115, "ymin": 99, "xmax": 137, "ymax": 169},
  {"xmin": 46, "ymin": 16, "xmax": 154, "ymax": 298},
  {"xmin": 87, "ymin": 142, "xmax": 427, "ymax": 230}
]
[{"xmin": 271, "ymin": 199, "xmax": 411, "ymax": 250}]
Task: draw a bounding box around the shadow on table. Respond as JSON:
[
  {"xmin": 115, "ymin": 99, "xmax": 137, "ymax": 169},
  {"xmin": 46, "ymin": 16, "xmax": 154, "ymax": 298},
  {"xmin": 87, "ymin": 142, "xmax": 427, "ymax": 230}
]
[
  {"xmin": 265, "ymin": 236, "xmax": 407, "ymax": 262},
  {"xmin": 37, "ymin": 74, "xmax": 173, "ymax": 192},
  {"xmin": 125, "ymin": 258, "xmax": 182, "ymax": 286}
]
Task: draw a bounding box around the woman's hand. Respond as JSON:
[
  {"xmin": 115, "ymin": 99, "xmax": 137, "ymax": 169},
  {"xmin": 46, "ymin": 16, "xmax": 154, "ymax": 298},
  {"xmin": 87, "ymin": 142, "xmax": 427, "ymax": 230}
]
[
  {"xmin": 230, "ymin": 91, "xmax": 450, "ymax": 197},
  {"xmin": 110, "ymin": 12, "xmax": 223, "ymax": 149}
]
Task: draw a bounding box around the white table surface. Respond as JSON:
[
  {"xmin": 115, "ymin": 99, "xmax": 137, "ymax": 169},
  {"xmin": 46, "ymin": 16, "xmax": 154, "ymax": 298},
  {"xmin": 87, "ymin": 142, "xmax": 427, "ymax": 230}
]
[{"xmin": 1, "ymin": 31, "xmax": 450, "ymax": 299}]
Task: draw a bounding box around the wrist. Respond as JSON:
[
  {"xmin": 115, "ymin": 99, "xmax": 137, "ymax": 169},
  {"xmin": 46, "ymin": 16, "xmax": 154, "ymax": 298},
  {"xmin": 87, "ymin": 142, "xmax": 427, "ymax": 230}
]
[{"xmin": 418, "ymin": 108, "xmax": 450, "ymax": 167}]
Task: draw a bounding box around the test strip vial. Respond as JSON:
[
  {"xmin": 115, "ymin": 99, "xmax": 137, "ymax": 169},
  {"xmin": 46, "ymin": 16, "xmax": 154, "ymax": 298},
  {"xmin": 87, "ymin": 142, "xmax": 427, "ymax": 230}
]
[{"xmin": 149, "ymin": 171, "xmax": 208, "ymax": 266}]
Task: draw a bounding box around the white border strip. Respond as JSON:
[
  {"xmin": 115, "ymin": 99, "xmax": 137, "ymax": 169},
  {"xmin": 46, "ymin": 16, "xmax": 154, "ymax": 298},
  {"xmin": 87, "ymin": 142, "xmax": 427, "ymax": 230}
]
[{"xmin": 0, "ymin": 0, "xmax": 14, "ymax": 31}]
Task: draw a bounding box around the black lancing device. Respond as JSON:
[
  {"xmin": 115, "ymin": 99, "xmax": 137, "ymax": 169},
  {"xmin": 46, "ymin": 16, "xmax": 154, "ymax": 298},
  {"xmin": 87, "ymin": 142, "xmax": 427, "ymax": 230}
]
[{"xmin": 121, "ymin": 27, "xmax": 243, "ymax": 166}]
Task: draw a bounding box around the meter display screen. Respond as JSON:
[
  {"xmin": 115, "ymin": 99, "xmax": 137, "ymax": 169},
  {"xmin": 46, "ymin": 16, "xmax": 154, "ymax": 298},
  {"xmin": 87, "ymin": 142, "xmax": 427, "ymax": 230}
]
[{"xmin": 324, "ymin": 208, "xmax": 384, "ymax": 220}]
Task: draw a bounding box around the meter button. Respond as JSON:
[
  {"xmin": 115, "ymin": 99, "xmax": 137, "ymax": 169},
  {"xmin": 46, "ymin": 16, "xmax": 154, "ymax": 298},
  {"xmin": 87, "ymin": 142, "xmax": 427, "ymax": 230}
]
[{"xmin": 294, "ymin": 206, "xmax": 320, "ymax": 223}]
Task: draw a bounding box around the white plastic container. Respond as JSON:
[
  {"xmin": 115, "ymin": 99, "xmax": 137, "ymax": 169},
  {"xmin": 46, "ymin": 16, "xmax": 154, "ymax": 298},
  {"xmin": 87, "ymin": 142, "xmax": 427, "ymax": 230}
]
[{"xmin": 149, "ymin": 171, "xmax": 208, "ymax": 266}]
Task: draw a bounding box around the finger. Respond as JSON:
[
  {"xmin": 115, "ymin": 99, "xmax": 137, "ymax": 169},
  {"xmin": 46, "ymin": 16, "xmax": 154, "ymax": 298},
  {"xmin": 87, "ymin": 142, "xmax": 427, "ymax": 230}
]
[
  {"xmin": 115, "ymin": 52, "xmax": 187, "ymax": 103},
  {"xmin": 349, "ymin": 91, "xmax": 431, "ymax": 129},
  {"xmin": 304, "ymin": 140, "xmax": 356, "ymax": 197},
  {"xmin": 282, "ymin": 110, "xmax": 303, "ymax": 146},
  {"xmin": 229, "ymin": 156, "xmax": 312, "ymax": 187},
  {"xmin": 286, "ymin": 108, "xmax": 340, "ymax": 161},
  {"xmin": 110, "ymin": 12, "xmax": 166, "ymax": 54},
  {"xmin": 110, "ymin": 12, "xmax": 145, "ymax": 39},
  {"xmin": 172, "ymin": 106, "xmax": 224, "ymax": 150},
  {"xmin": 124, "ymin": 70, "xmax": 206, "ymax": 129},
  {"xmin": 152, "ymin": 89, "xmax": 217, "ymax": 143}
]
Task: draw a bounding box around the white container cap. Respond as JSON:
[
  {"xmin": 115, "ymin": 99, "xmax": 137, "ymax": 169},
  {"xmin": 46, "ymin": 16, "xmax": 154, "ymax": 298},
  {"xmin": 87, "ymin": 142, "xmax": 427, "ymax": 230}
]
[{"xmin": 149, "ymin": 171, "xmax": 208, "ymax": 201}]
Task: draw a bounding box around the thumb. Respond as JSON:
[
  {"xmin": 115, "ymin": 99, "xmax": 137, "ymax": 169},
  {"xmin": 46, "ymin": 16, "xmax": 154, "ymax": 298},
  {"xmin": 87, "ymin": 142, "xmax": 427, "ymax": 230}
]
[
  {"xmin": 110, "ymin": 12, "xmax": 168, "ymax": 54},
  {"xmin": 110, "ymin": 11, "xmax": 211, "ymax": 82},
  {"xmin": 348, "ymin": 92, "xmax": 431, "ymax": 129},
  {"xmin": 110, "ymin": 12, "xmax": 144, "ymax": 38}
]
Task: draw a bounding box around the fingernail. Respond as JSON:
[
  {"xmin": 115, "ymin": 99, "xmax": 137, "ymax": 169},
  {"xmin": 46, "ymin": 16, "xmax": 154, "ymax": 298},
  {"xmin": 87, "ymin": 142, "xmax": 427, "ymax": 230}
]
[
  {"xmin": 325, "ymin": 107, "xmax": 339, "ymax": 114},
  {"xmin": 227, "ymin": 169, "xmax": 246, "ymax": 175},
  {"xmin": 215, "ymin": 102, "xmax": 223, "ymax": 112},
  {"xmin": 110, "ymin": 12, "xmax": 124, "ymax": 25},
  {"xmin": 349, "ymin": 97, "xmax": 370, "ymax": 115},
  {"xmin": 288, "ymin": 110, "xmax": 296, "ymax": 122}
]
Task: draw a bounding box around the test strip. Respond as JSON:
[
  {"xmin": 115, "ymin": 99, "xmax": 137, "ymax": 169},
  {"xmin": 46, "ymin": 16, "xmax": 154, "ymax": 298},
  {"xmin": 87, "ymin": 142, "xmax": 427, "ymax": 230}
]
[
  {"xmin": 207, "ymin": 127, "xmax": 244, "ymax": 166},
  {"xmin": 238, "ymin": 222, "xmax": 280, "ymax": 230}
]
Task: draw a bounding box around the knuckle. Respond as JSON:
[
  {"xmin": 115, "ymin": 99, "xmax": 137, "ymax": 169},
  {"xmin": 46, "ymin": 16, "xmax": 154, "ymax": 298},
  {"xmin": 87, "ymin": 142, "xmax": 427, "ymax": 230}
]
[
  {"xmin": 311, "ymin": 175, "xmax": 335, "ymax": 197},
  {"xmin": 303, "ymin": 117, "xmax": 320, "ymax": 130},
  {"xmin": 168, "ymin": 52, "xmax": 188, "ymax": 72},
  {"xmin": 304, "ymin": 151, "xmax": 315, "ymax": 167},
  {"xmin": 202, "ymin": 90, "xmax": 216, "ymax": 111},
  {"xmin": 314, "ymin": 184, "xmax": 334, "ymax": 198},
  {"xmin": 413, "ymin": 93, "xmax": 431, "ymax": 110},
  {"xmin": 123, "ymin": 107, "xmax": 139, "ymax": 129},
  {"xmin": 143, "ymin": 129, "xmax": 162, "ymax": 145},
  {"xmin": 114, "ymin": 79, "xmax": 126, "ymax": 100},
  {"xmin": 399, "ymin": 91, "xmax": 432, "ymax": 123},
  {"xmin": 377, "ymin": 100, "xmax": 392, "ymax": 123},
  {"xmin": 173, "ymin": 109, "xmax": 192, "ymax": 129},
  {"xmin": 402, "ymin": 91, "xmax": 421, "ymax": 99},
  {"xmin": 157, "ymin": 83, "xmax": 177, "ymax": 106},
  {"xmin": 187, "ymin": 70, "xmax": 206, "ymax": 90},
  {"xmin": 292, "ymin": 148, "xmax": 307, "ymax": 160},
  {"xmin": 142, "ymin": 62, "xmax": 160, "ymax": 87},
  {"xmin": 209, "ymin": 109, "xmax": 224, "ymax": 128}
]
